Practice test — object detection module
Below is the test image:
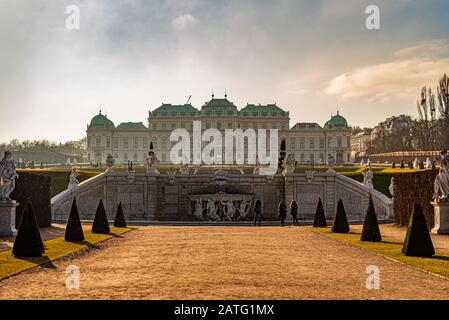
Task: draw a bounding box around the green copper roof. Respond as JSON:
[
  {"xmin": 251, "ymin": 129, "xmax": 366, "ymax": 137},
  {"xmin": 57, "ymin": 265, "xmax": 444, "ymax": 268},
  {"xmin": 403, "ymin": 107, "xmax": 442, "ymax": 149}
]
[
  {"xmin": 241, "ymin": 104, "xmax": 288, "ymax": 117},
  {"xmin": 152, "ymin": 104, "xmax": 199, "ymax": 116},
  {"xmin": 324, "ymin": 112, "xmax": 348, "ymax": 129},
  {"xmin": 116, "ymin": 122, "xmax": 147, "ymax": 130},
  {"xmin": 201, "ymin": 98, "xmax": 238, "ymax": 115},
  {"xmin": 89, "ymin": 112, "xmax": 115, "ymax": 129}
]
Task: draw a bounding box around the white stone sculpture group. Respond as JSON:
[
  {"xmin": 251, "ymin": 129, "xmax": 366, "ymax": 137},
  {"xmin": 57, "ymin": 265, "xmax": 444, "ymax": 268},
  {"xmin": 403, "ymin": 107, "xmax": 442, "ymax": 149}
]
[
  {"xmin": 68, "ymin": 167, "xmax": 80, "ymax": 190},
  {"xmin": 146, "ymin": 151, "xmax": 160, "ymax": 175},
  {"xmin": 194, "ymin": 197, "xmax": 252, "ymax": 221},
  {"xmin": 434, "ymin": 149, "xmax": 449, "ymax": 202},
  {"xmin": 362, "ymin": 165, "xmax": 374, "ymax": 189},
  {"xmin": 0, "ymin": 151, "xmax": 18, "ymax": 202}
]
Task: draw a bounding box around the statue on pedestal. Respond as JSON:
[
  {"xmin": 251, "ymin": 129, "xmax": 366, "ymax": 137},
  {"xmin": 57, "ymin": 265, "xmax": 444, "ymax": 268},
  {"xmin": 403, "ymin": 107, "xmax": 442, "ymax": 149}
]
[
  {"xmin": 221, "ymin": 200, "xmax": 236, "ymax": 221},
  {"xmin": 146, "ymin": 151, "xmax": 160, "ymax": 175},
  {"xmin": 68, "ymin": 167, "xmax": 80, "ymax": 190},
  {"xmin": 426, "ymin": 157, "xmax": 433, "ymax": 169},
  {"xmin": 206, "ymin": 199, "xmax": 219, "ymax": 221},
  {"xmin": 0, "ymin": 151, "xmax": 18, "ymax": 202},
  {"xmin": 194, "ymin": 199, "xmax": 204, "ymax": 221},
  {"xmin": 413, "ymin": 157, "xmax": 419, "ymax": 170},
  {"xmin": 105, "ymin": 154, "xmax": 115, "ymax": 173},
  {"xmin": 389, "ymin": 177, "xmax": 395, "ymax": 198},
  {"xmin": 180, "ymin": 161, "xmax": 190, "ymax": 176},
  {"xmin": 238, "ymin": 199, "xmax": 251, "ymax": 220},
  {"xmin": 433, "ymin": 149, "xmax": 449, "ymax": 202},
  {"xmin": 282, "ymin": 154, "xmax": 295, "ymax": 175},
  {"xmin": 362, "ymin": 165, "xmax": 374, "ymax": 189}
]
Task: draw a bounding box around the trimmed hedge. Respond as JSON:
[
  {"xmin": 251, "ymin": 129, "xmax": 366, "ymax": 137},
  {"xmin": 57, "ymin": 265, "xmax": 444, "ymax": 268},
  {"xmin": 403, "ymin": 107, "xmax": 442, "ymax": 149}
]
[
  {"xmin": 92, "ymin": 200, "xmax": 110, "ymax": 234},
  {"xmin": 331, "ymin": 199, "xmax": 350, "ymax": 233},
  {"xmin": 65, "ymin": 197, "xmax": 84, "ymax": 242},
  {"xmin": 361, "ymin": 195, "xmax": 382, "ymax": 242},
  {"xmin": 392, "ymin": 170, "xmax": 437, "ymax": 228},
  {"xmin": 11, "ymin": 171, "xmax": 51, "ymax": 227},
  {"xmin": 402, "ymin": 203, "xmax": 435, "ymax": 257},
  {"xmin": 313, "ymin": 197, "xmax": 327, "ymax": 227}
]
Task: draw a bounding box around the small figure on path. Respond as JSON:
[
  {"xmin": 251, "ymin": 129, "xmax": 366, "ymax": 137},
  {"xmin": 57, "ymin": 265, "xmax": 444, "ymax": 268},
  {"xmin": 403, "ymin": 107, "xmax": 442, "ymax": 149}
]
[
  {"xmin": 278, "ymin": 202, "xmax": 287, "ymax": 227},
  {"xmin": 290, "ymin": 200, "xmax": 299, "ymax": 226},
  {"xmin": 253, "ymin": 199, "xmax": 262, "ymax": 226}
]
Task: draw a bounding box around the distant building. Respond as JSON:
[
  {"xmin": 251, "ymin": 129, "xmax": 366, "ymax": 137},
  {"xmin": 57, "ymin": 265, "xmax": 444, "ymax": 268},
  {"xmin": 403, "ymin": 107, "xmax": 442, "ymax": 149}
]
[{"xmin": 86, "ymin": 95, "xmax": 351, "ymax": 164}]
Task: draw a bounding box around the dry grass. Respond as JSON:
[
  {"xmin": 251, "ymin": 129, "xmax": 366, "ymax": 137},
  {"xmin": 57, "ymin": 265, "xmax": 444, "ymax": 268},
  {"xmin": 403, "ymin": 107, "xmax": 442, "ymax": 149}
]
[
  {"xmin": 311, "ymin": 227, "xmax": 449, "ymax": 279},
  {"xmin": 0, "ymin": 227, "xmax": 131, "ymax": 280},
  {"xmin": 1, "ymin": 226, "xmax": 449, "ymax": 300}
]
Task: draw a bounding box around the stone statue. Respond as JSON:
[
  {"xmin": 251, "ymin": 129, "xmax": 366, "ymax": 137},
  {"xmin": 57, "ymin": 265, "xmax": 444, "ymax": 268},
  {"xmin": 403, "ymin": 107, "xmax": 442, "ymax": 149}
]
[
  {"xmin": 221, "ymin": 200, "xmax": 235, "ymax": 221},
  {"xmin": 68, "ymin": 167, "xmax": 80, "ymax": 190},
  {"xmin": 366, "ymin": 158, "xmax": 371, "ymax": 166},
  {"xmin": 413, "ymin": 157, "xmax": 419, "ymax": 170},
  {"xmin": 282, "ymin": 154, "xmax": 295, "ymax": 175},
  {"xmin": 238, "ymin": 199, "xmax": 251, "ymax": 220},
  {"xmin": 426, "ymin": 157, "xmax": 432, "ymax": 169},
  {"xmin": 194, "ymin": 199, "xmax": 204, "ymax": 221},
  {"xmin": 146, "ymin": 151, "xmax": 160, "ymax": 175},
  {"xmin": 0, "ymin": 151, "xmax": 18, "ymax": 202},
  {"xmin": 206, "ymin": 199, "xmax": 219, "ymax": 221},
  {"xmin": 180, "ymin": 161, "xmax": 190, "ymax": 176},
  {"xmin": 105, "ymin": 154, "xmax": 115, "ymax": 173},
  {"xmin": 326, "ymin": 167, "xmax": 336, "ymax": 174},
  {"xmin": 389, "ymin": 177, "xmax": 395, "ymax": 198},
  {"xmin": 253, "ymin": 162, "xmax": 260, "ymax": 175},
  {"xmin": 360, "ymin": 159, "xmax": 365, "ymax": 167},
  {"xmin": 362, "ymin": 165, "xmax": 374, "ymax": 189},
  {"xmin": 434, "ymin": 150, "xmax": 449, "ymax": 202}
]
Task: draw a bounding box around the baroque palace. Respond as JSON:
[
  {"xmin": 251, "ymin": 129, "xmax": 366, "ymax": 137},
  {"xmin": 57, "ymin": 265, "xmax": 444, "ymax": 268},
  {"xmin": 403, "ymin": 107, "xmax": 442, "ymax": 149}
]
[{"xmin": 86, "ymin": 95, "xmax": 351, "ymax": 165}]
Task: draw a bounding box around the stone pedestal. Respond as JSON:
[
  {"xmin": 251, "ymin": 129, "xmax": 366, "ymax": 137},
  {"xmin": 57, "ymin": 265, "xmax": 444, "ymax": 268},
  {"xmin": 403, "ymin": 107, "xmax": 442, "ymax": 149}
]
[
  {"xmin": 0, "ymin": 201, "xmax": 19, "ymax": 237},
  {"xmin": 431, "ymin": 201, "xmax": 449, "ymax": 235}
]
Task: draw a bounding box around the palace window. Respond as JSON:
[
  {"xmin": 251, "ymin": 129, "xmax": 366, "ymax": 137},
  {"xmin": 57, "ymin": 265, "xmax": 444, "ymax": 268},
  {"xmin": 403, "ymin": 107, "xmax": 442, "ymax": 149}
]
[
  {"xmin": 206, "ymin": 122, "xmax": 211, "ymax": 129},
  {"xmin": 217, "ymin": 122, "xmax": 222, "ymax": 129},
  {"xmin": 123, "ymin": 137, "xmax": 129, "ymax": 149},
  {"xmin": 309, "ymin": 138, "xmax": 315, "ymax": 149},
  {"xmin": 96, "ymin": 136, "xmax": 101, "ymax": 147},
  {"xmin": 106, "ymin": 137, "xmax": 111, "ymax": 148},
  {"xmin": 290, "ymin": 137, "xmax": 295, "ymax": 149},
  {"xmin": 152, "ymin": 123, "xmax": 157, "ymax": 130},
  {"xmin": 310, "ymin": 154, "xmax": 314, "ymax": 161},
  {"xmin": 113, "ymin": 137, "xmax": 119, "ymax": 148},
  {"xmin": 171, "ymin": 123, "xmax": 176, "ymax": 130},
  {"xmin": 228, "ymin": 122, "xmax": 233, "ymax": 129},
  {"xmin": 300, "ymin": 153, "xmax": 305, "ymax": 161},
  {"xmin": 162, "ymin": 153, "xmax": 167, "ymax": 161},
  {"xmin": 281, "ymin": 124, "xmax": 287, "ymax": 130},
  {"xmin": 124, "ymin": 153, "xmax": 128, "ymax": 162},
  {"xmin": 162, "ymin": 123, "xmax": 166, "ymax": 130},
  {"xmin": 337, "ymin": 137, "xmax": 342, "ymax": 148},
  {"xmin": 133, "ymin": 153, "xmax": 138, "ymax": 161},
  {"xmin": 319, "ymin": 138, "xmax": 324, "ymax": 149},
  {"xmin": 327, "ymin": 137, "xmax": 332, "ymax": 148},
  {"xmin": 143, "ymin": 137, "xmax": 148, "ymax": 149},
  {"xmin": 133, "ymin": 137, "xmax": 138, "ymax": 149},
  {"xmin": 161, "ymin": 137, "xmax": 167, "ymax": 149},
  {"xmin": 151, "ymin": 138, "xmax": 157, "ymax": 149},
  {"xmin": 300, "ymin": 137, "xmax": 305, "ymax": 149}
]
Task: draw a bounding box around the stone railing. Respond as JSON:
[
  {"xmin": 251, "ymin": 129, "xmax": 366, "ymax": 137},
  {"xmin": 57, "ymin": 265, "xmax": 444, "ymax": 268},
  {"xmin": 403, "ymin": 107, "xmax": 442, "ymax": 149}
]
[{"xmin": 51, "ymin": 172, "xmax": 107, "ymax": 222}]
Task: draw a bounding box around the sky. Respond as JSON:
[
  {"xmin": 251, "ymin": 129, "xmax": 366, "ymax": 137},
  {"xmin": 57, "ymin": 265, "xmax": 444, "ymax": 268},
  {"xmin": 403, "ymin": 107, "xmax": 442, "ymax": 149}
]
[{"xmin": 1, "ymin": 0, "xmax": 448, "ymax": 142}]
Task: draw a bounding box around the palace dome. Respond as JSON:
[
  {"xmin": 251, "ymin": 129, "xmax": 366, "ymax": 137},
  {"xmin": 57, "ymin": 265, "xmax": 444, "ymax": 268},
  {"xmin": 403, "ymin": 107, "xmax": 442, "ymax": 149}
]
[
  {"xmin": 324, "ymin": 111, "xmax": 348, "ymax": 129},
  {"xmin": 201, "ymin": 96, "xmax": 238, "ymax": 115},
  {"xmin": 89, "ymin": 112, "xmax": 115, "ymax": 129}
]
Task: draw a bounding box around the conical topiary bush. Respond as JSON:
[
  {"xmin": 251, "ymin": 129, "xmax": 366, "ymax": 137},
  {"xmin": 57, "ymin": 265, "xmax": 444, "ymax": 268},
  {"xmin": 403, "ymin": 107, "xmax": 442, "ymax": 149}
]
[
  {"xmin": 65, "ymin": 197, "xmax": 84, "ymax": 242},
  {"xmin": 313, "ymin": 197, "xmax": 327, "ymax": 227},
  {"xmin": 361, "ymin": 195, "xmax": 381, "ymax": 242},
  {"xmin": 114, "ymin": 202, "xmax": 127, "ymax": 228},
  {"xmin": 402, "ymin": 203, "xmax": 435, "ymax": 257},
  {"xmin": 92, "ymin": 199, "xmax": 110, "ymax": 234},
  {"xmin": 12, "ymin": 199, "xmax": 45, "ymax": 257},
  {"xmin": 331, "ymin": 199, "xmax": 350, "ymax": 233}
]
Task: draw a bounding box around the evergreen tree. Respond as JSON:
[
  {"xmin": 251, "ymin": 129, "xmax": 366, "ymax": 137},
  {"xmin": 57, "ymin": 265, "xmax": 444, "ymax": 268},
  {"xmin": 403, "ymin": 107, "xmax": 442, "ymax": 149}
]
[
  {"xmin": 65, "ymin": 197, "xmax": 84, "ymax": 242},
  {"xmin": 12, "ymin": 199, "xmax": 45, "ymax": 257},
  {"xmin": 331, "ymin": 199, "xmax": 350, "ymax": 233},
  {"xmin": 402, "ymin": 203, "xmax": 435, "ymax": 257},
  {"xmin": 361, "ymin": 195, "xmax": 382, "ymax": 242},
  {"xmin": 114, "ymin": 202, "xmax": 127, "ymax": 228},
  {"xmin": 92, "ymin": 199, "xmax": 110, "ymax": 234},
  {"xmin": 400, "ymin": 160, "xmax": 405, "ymax": 169},
  {"xmin": 313, "ymin": 197, "xmax": 327, "ymax": 227},
  {"xmin": 392, "ymin": 161, "xmax": 396, "ymax": 169}
]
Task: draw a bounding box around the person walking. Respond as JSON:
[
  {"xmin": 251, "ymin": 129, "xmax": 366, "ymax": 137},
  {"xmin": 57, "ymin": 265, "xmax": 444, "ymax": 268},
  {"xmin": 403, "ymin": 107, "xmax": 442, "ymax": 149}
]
[
  {"xmin": 253, "ymin": 199, "xmax": 262, "ymax": 226},
  {"xmin": 290, "ymin": 200, "xmax": 299, "ymax": 226},
  {"xmin": 279, "ymin": 201, "xmax": 287, "ymax": 227}
]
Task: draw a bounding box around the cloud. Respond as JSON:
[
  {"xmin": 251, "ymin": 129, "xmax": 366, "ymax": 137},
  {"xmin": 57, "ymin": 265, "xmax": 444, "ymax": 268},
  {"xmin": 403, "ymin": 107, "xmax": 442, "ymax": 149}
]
[
  {"xmin": 393, "ymin": 39, "xmax": 449, "ymax": 59},
  {"xmin": 324, "ymin": 43, "xmax": 449, "ymax": 101},
  {"xmin": 171, "ymin": 14, "xmax": 198, "ymax": 29}
]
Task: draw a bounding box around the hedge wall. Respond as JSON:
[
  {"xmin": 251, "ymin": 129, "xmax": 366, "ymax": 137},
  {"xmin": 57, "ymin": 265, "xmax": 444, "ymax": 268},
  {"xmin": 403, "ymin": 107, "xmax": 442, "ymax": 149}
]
[
  {"xmin": 392, "ymin": 170, "xmax": 437, "ymax": 228},
  {"xmin": 10, "ymin": 171, "xmax": 52, "ymax": 227}
]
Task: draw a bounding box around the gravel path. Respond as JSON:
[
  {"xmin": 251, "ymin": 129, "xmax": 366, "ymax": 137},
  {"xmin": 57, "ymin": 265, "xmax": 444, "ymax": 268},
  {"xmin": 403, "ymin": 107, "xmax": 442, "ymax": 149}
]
[{"xmin": 1, "ymin": 226, "xmax": 449, "ymax": 299}]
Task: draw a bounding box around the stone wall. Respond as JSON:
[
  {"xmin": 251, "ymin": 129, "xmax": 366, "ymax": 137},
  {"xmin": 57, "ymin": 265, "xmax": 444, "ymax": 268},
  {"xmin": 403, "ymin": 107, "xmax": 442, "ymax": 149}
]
[{"xmin": 51, "ymin": 171, "xmax": 393, "ymax": 222}]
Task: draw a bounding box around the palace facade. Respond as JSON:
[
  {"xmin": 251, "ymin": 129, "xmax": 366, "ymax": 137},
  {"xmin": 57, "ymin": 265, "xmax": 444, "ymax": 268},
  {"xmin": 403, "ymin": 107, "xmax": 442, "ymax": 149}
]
[{"xmin": 86, "ymin": 95, "xmax": 351, "ymax": 165}]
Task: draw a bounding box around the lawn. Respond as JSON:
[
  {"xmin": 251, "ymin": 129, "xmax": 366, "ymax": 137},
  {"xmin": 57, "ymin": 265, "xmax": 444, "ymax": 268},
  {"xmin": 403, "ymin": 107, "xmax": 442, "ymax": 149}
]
[
  {"xmin": 311, "ymin": 227, "xmax": 449, "ymax": 279},
  {"xmin": 0, "ymin": 226, "xmax": 131, "ymax": 280}
]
